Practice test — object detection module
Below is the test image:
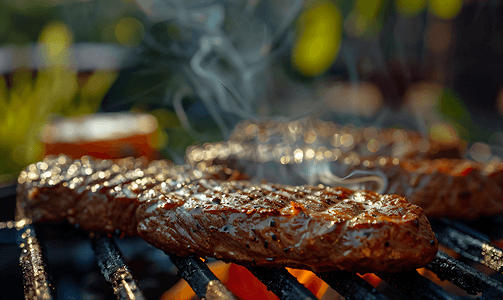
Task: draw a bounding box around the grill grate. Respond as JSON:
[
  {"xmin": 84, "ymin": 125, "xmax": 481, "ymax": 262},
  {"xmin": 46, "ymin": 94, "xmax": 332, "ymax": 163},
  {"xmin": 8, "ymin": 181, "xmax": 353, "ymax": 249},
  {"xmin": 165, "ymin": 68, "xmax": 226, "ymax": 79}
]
[
  {"xmin": 2, "ymin": 184, "xmax": 503, "ymax": 299},
  {"xmin": 169, "ymin": 254, "xmax": 235, "ymax": 299},
  {"xmin": 431, "ymin": 218, "xmax": 503, "ymax": 273},
  {"xmin": 426, "ymin": 251, "xmax": 503, "ymax": 297},
  {"xmin": 17, "ymin": 221, "xmax": 55, "ymax": 300},
  {"xmin": 316, "ymin": 271, "xmax": 390, "ymax": 300},
  {"xmin": 91, "ymin": 234, "xmax": 145, "ymax": 300},
  {"xmin": 247, "ymin": 266, "xmax": 318, "ymax": 299},
  {"xmin": 376, "ymin": 270, "xmax": 461, "ymax": 300}
]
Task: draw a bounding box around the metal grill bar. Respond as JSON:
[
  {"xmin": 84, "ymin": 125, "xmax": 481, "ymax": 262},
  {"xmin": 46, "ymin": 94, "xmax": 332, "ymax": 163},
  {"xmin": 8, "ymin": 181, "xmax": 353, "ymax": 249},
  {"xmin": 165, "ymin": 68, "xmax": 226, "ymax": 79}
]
[
  {"xmin": 91, "ymin": 234, "xmax": 146, "ymax": 300},
  {"xmin": 376, "ymin": 270, "xmax": 461, "ymax": 300},
  {"xmin": 247, "ymin": 266, "xmax": 318, "ymax": 300},
  {"xmin": 431, "ymin": 219, "xmax": 503, "ymax": 273},
  {"xmin": 169, "ymin": 255, "xmax": 236, "ymax": 300},
  {"xmin": 426, "ymin": 251, "xmax": 503, "ymax": 296},
  {"xmin": 316, "ymin": 271, "xmax": 391, "ymax": 300},
  {"xmin": 16, "ymin": 220, "xmax": 55, "ymax": 300}
]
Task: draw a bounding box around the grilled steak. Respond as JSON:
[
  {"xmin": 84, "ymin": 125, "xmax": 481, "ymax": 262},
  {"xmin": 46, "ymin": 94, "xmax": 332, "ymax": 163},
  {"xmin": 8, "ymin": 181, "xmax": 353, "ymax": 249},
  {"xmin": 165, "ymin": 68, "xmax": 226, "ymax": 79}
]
[
  {"xmin": 137, "ymin": 179, "xmax": 437, "ymax": 273},
  {"xmin": 186, "ymin": 124, "xmax": 503, "ymax": 220},
  {"xmin": 227, "ymin": 120, "xmax": 465, "ymax": 160},
  {"xmin": 17, "ymin": 154, "xmax": 438, "ymax": 273},
  {"xmin": 346, "ymin": 156, "xmax": 503, "ymax": 219},
  {"xmin": 16, "ymin": 155, "xmax": 240, "ymax": 235}
]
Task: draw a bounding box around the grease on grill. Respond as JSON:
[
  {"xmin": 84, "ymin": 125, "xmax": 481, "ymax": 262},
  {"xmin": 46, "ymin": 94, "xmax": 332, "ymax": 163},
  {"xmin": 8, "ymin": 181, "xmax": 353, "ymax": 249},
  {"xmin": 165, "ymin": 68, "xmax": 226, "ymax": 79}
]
[
  {"xmin": 18, "ymin": 224, "xmax": 55, "ymax": 300},
  {"xmin": 481, "ymin": 244, "xmax": 503, "ymax": 272},
  {"xmin": 205, "ymin": 280, "xmax": 235, "ymax": 300}
]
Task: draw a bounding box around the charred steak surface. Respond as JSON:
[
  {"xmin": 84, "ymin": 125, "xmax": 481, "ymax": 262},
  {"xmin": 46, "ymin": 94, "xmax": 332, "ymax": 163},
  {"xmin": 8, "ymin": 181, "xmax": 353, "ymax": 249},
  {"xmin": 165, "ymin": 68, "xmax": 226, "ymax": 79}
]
[
  {"xmin": 17, "ymin": 154, "xmax": 438, "ymax": 273},
  {"xmin": 16, "ymin": 155, "xmax": 237, "ymax": 235},
  {"xmin": 138, "ymin": 180, "xmax": 437, "ymax": 273}
]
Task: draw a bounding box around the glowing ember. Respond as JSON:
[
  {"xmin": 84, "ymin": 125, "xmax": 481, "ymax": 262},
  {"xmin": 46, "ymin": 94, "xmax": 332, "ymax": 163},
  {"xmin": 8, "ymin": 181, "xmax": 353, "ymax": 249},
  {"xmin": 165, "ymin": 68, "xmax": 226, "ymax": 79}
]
[{"xmin": 161, "ymin": 262, "xmax": 329, "ymax": 300}]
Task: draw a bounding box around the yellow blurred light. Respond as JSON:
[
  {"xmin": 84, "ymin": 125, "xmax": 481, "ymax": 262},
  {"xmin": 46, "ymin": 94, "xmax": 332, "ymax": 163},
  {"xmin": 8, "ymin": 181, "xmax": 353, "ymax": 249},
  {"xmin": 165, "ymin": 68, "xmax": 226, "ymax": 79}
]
[
  {"xmin": 292, "ymin": 1, "xmax": 342, "ymax": 77},
  {"xmin": 428, "ymin": 0, "xmax": 462, "ymax": 19},
  {"xmin": 150, "ymin": 109, "xmax": 180, "ymax": 128},
  {"xmin": 294, "ymin": 149, "xmax": 304, "ymax": 162},
  {"xmin": 39, "ymin": 22, "xmax": 73, "ymax": 67},
  {"xmin": 154, "ymin": 129, "xmax": 169, "ymax": 150},
  {"xmin": 115, "ymin": 17, "xmax": 145, "ymax": 47},
  {"xmin": 340, "ymin": 133, "xmax": 354, "ymax": 147},
  {"xmin": 429, "ymin": 122, "xmax": 459, "ymax": 145},
  {"xmin": 75, "ymin": 71, "xmax": 118, "ymax": 115},
  {"xmin": 396, "ymin": 0, "xmax": 426, "ymax": 16},
  {"xmin": 305, "ymin": 148, "xmax": 315, "ymax": 159},
  {"xmin": 303, "ymin": 130, "xmax": 317, "ymax": 144}
]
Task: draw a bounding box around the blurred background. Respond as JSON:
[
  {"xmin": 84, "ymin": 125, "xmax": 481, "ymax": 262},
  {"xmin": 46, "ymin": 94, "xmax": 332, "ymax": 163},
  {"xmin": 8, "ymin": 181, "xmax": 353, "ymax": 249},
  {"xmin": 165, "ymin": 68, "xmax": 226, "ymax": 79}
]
[{"xmin": 1, "ymin": 0, "xmax": 503, "ymax": 180}]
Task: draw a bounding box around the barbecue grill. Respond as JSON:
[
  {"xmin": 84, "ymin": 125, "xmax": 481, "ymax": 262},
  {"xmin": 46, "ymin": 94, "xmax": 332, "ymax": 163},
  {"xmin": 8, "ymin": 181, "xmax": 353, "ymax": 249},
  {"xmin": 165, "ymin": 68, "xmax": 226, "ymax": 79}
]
[{"xmin": 2, "ymin": 176, "xmax": 503, "ymax": 300}]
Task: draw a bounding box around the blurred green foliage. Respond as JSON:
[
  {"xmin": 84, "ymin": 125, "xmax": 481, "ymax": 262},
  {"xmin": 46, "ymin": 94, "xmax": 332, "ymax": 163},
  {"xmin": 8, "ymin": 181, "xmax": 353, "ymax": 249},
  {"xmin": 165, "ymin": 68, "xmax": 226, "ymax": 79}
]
[
  {"xmin": 0, "ymin": 68, "xmax": 118, "ymax": 180},
  {"xmin": 437, "ymin": 88, "xmax": 492, "ymax": 143},
  {"xmin": 0, "ymin": 0, "xmax": 496, "ymax": 181},
  {"xmin": 0, "ymin": 0, "xmax": 143, "ymax": 45}
]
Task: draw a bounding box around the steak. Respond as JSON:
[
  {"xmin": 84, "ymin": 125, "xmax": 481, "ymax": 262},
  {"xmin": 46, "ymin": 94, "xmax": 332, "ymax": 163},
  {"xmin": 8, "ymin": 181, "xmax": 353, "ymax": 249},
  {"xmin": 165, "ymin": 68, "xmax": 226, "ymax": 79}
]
[
  {"xmin": 227, "ymin": 120, "xmax": 465, "ymax": 160},
  {"xmin": 16, "ymin": 155, "xmax": 240, "ymax": 235},
  {"xmin": 347, "ymin": 156, "xmax": 503, "ymax": 219},
  {"xmin": 186, "ymin": 133, "xmax": 503, "ymax": 219},
  {"xmin": 137, "ymin": 179, "xmax": 437, "ymax": 273},
  {"xmin": 17, "ymin": 154, "xmax": 438, "ymax": 273}
]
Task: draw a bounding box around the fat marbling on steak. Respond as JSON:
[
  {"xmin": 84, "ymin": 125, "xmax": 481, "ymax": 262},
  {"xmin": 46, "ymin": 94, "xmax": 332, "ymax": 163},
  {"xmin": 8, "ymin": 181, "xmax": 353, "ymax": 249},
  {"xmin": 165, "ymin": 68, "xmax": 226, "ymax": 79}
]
[{"xmin": 17, "ymin": 154, "xmax": 438, "ymax": 273}]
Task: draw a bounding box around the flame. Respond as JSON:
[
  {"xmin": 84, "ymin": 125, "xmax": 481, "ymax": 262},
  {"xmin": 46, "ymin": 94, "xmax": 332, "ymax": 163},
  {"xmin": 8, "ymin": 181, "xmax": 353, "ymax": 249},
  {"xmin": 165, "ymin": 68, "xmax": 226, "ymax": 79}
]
[
  {"xmin": 286, "ymin": 268, "xmax": 329, "ymax": 298},
  {"xmin": 161, "ymin": 262, "xmax": 329, "ymax": 300},
  {"xmin": 358, "ymin": 273, "xmax": 382, "ymax": 288}
]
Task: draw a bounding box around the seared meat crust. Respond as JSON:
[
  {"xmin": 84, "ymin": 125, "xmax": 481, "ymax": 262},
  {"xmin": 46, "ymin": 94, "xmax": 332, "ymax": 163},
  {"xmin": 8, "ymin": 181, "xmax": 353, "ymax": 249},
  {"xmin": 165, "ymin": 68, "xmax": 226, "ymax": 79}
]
[
  {"xmin": 17, "ymin": 154, "xmax": 438, "ymax": 273},
  {"xmin": 186, "ymin": 142, "xmax": 503, "ymax": 219},
  {"xmin": 185, "ymin": 120, "xmax": 503, "ymax": 220},
  {"xmin": 17, "ymin": 155, "xmax": 236, "ymax": 235},
  {"xmin": 137, "ymin": 180, "xmax": 437, "ymax": 273},
  {"xmin": 350, "ymin": 157, "xmax": 503, "ymax": 219}
]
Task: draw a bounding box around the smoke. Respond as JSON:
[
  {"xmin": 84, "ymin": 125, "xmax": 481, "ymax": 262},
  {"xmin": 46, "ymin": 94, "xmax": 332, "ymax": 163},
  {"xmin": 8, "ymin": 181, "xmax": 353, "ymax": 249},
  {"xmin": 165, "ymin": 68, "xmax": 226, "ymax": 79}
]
[
  {"xmin": 132, "ymin": 0, "xmax": 396, "ymax": 189},
  {"xmin": 136, "ymin": 0, "xmax": 304, "ymax": 138},
  {"xmin": 184, "ymin": 117, "xmax": 392, "ymax": 192},
  {"xmin": 134, "ymin": 0, "xmax": 503, "ymax": 190}
]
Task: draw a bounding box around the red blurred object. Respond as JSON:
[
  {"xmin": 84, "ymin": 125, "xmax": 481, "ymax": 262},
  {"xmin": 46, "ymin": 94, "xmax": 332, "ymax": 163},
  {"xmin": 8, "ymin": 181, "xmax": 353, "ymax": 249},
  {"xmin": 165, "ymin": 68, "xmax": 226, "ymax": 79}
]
[{"xmin": 41, "ymin": 113, "xmax": 160, "ymax": 160}]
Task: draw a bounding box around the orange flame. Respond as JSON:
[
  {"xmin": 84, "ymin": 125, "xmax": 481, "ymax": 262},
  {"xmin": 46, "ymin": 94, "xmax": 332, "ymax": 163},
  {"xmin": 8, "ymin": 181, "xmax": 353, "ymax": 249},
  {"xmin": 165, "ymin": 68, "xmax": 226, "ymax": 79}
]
[
  {"xmin": 358, "ymin": 273, "xmax": 382, "ymax": 287},
  {"xmin": 161, "ymin": 262, "xmax": 329, "ymax": 300}
]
